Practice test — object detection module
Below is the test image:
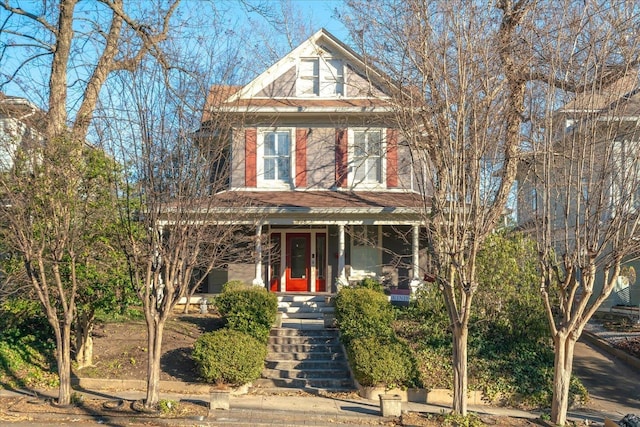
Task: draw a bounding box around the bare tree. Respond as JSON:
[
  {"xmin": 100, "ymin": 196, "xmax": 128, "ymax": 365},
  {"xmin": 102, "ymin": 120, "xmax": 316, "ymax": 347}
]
[
  {"xmin": 0, "ymin": 0, "xmax": 181, "ymax": 405},
  {"xmin": 343, "ymin": 0, "xmax": 531, "ymax": 414},
  {"xmin": 524, "ymin": 6, "xmax": 640, "ymax": 421},
  {"xmin": 342, "ymin": 0, "xmax": 640, "ymax": 417},
  {"xmin": 96, "ymin": 44, "xmax": 255, "ymax": 407}
]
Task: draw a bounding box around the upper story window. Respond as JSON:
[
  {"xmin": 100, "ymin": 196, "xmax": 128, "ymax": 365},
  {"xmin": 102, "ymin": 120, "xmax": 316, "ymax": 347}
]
[
  {"xmin": 349, "ymin": 129, "xmax": 384, "ymax": 188},
  {"xmin": 298, "ymin": 58, "xmax": 344, "ymax": 97},
  {"xmin": 258, "ymin": 129, "xmax": 293, "ymax": 188}
]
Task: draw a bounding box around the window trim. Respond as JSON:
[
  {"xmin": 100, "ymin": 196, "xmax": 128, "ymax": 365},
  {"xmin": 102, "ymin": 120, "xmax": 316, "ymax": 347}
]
[
  {"xmin": 296, "ymin": 57, "xmax": 345, "ymax": 97},
  {"xmin": 257, "ymin": 128, "xmax": 296, "ymax": 189},
  {"xmin": 347, "ymin": 128, "xmax": 387, "ymax": 189}
]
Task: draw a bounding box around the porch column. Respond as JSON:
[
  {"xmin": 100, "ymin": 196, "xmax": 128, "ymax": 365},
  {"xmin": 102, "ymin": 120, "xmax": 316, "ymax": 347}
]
[
  {"xmin": 410, "ymin": 224, "xmax": 422, "ymax": 293},
  {"xmin": 337, "ymin": 224, "xmax": 348, "ymax": 287},
  {"xmin": 252, "ymin": 223, "xmax": 264, "ymax": 287}
]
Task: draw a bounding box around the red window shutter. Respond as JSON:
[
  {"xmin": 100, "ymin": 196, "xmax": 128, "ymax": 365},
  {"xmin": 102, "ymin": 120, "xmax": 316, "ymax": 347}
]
[
  {"xmin": 335, "ymin": 129, "xmax": 348, "ymax": 188},
  {"xmin": 386, "ymin": 128, "xmax": 398, "ymax": 188},
  {"xmin": 295, "ymin": 128, "xmax": 307, "ymax": 187},
  {"xmin": 245, "ymin": 128, "xmax": 257, "ymax": 187}
]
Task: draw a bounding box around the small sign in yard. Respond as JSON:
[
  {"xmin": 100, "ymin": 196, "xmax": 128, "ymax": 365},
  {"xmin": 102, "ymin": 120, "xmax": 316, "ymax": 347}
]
[{"xmin": 389, "ymin": 289, "xmax": 410, "ymax": 307}]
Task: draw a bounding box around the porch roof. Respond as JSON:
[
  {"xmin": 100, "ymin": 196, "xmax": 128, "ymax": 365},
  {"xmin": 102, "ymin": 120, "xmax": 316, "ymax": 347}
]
[
  {"xmin": 164, "ymin": 190, "xmax": 427, "ymax": 226},
  {"xmin": 223, "ymin": 190, "xmax": 423, "ymax": 209}
]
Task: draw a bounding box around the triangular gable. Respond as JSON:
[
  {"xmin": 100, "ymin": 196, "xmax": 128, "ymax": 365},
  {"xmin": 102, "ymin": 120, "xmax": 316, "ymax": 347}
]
[
  {"xmin": 560, "ymin": 72, "xmax": 640, "ymax": 114},
  {"xmin": 228, "ymin": 28, "xmax": 391, "ymax": 103}
]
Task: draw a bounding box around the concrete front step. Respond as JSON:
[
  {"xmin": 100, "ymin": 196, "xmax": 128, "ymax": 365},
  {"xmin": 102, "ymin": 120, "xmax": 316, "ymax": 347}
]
[
  {"xmin": 277, "ymin": 305, "xmax": 335, "ymax": 314},
  {"xmin": 269, "ymin": 336, "xmax": 339, "ymax": 345},
  {"xmin": 262, "ymin": 367, "xmax": 351, "ymax": 380},
  {"xmin": 265, "ymin": 359, "xmax": 350, "ymax": 371},
  {"xmin": 268, "ymin": 344, "xmax": 344, "ymax": 353},
  {"xmin": 265, "ymin": 297, "xmax": 352, "ymax": 393},
  {"xmin": 270, "ymin": 328, "xmax": 337, "ymax": 338},
  {"xmin": 280, "ymin": 311, "xmax": 329, "ymax": 319},
  {"xmin": 276, "ymin": 294, "xmax": 335, "ymax": 319},
  {"xmin": 266, "ymin": 351, "xmax": 346, "ymax": 361}
]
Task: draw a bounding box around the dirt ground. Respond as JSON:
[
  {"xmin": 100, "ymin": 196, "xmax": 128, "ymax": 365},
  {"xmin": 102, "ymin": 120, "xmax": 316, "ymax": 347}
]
[{"xmin": 78, "ymin": 310, "xmax": 224, "ymax": 382}]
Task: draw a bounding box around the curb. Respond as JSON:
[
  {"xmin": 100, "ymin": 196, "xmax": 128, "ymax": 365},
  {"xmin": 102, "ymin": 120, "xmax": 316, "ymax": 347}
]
[
  {"xmin": 72, "ymin": 377, "xmax": 211, "ymax": 394},
  {"xmin": 581, "ymin": 330, "xmax": 640, "ymax": 371}
]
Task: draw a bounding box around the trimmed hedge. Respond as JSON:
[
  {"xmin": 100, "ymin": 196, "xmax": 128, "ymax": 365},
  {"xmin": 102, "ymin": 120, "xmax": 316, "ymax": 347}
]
[
  {"xmin": 334, "ymin": 287, "xmax": 395, "ymax": 343},
  {"xmin": 215, "ymin": 285, "xmax": 278, "ymax": 342},
  {"xmin": 347, "ymin": 336, "xmax": 418, "ymax": 388},
  {"xmin": 192, "ymin": 329, "xmax": 267, "ymax": 386},
  {"xmin": 335, "ymin": 286, "xmax": 420, "ymax": 388}
]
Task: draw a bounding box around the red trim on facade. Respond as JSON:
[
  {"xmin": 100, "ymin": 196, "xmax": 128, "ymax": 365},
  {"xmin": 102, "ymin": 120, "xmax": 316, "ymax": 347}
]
[
  {"xmin": 386, "ymin": 128, "xmax": 399, "ymax": 188},
  {"xmin": 295, "ymin": 128, "xmax": 307, "ymax": 187},
  {"xmin": 335, "ymin": 129, "xmax": 348, "ymax": 187},
  {"xmin": 245, "ymin": 128, "xmax": 257, "ymax": 187}
]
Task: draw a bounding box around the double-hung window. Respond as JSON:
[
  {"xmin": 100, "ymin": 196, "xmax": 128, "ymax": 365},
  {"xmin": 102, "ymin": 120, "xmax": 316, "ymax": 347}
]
[
  {"xmin": 297, "ymin": 58, "xmax": 344, "ymax": 97},
  {"xmin": 257, "ymin": 129, "xmax": 294, "ymax": 188},
  {"xmin": 263, "ymin": 131, "xmax": 290, "ymax": 183},
  {"xmin": 350, "ymin": 129, "xmax": 384, "ymax": 187}
]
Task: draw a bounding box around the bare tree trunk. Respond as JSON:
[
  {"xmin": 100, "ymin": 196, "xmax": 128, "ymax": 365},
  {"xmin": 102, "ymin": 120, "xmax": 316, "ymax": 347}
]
[
  {"xmin": 551, "ymin": 332, "xmax": 577, "ymax": 425},
  {"xmin": 452, "ymin": 325, "xmax": 469, "ymax": 415},
  {"xmin": 56, "ymin": 321, "xmax": 74, "ymax": 406},
  {"xmin": 145, "ymin": 317, "xmax": 165, "ymax": 408},
  {"xmin": 182, "ymin": 296, "xmax": 191, "ymax": 314},
  {"xmin": 75, "ymin": 310, "xmax": 94, "ymax": 368}
]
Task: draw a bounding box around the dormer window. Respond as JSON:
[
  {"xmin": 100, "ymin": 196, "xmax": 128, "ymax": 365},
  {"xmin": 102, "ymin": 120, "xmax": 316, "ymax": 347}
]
[{"xmin": 298, "ymin": 58, "xmax": 344, "ymax": 97}]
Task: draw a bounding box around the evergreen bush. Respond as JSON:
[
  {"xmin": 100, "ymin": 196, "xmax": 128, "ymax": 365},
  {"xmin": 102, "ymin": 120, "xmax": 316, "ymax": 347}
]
[
  {"xmin": 334, "ymin": 287, "xmax": 394, "ymax": 343},
  {"xmin": 347, "ymin": 336, "xmax": 418, "ymax": 388},
  {"xmin": 192, "ymin": 329, "xmax": 266, "ymax": 386},
  {"xmin": 215, "ymin": 285, "xmax": 278, "ymax": 342}
]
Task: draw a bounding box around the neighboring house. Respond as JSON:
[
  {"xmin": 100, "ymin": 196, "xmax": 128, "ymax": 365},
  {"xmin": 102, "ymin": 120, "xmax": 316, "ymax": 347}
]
[
  {"xmin": 196, "ymin": 29, "xmax": 428, "ymax": 294},
  {"xmin": 517, "ymin": 74, "xmax": 640, "ymax": 309},
  {"xmin": 0, "ymin": 93, "xmax": 44, "ymax": 171}
]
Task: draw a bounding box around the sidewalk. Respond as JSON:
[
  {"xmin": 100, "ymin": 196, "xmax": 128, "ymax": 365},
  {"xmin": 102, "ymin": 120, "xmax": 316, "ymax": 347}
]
[{"xmin": 0, "ymin": 384, "xmax": 541, "ymax": 426}]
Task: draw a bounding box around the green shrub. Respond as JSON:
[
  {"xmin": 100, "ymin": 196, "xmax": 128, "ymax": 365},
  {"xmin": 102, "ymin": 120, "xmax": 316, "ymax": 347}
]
[
  {"xmin": 346, "ymin": 336, "xmax": 418, "ymax": 388},
  {"xmin": 355, "ymin": 277, "xmax": 384, "ymax": 293},
  {"xmin": 192, "ymin": 329, "xmax": 267, "ymax": 386},
  {"xmin": 442, "ymin": 412, "xmax": 484, "ymax": 427},
  {"xmin": 414, "ymin": 346, "xmax": 452, "ymax": 390},
  {"xmin": 334, "ymin": 287, "xmax": 394, "ymax": 343},
  {"xmin": 0, "ymin": 297, "xmax": 58, "ymax": 388},
  {"xmin": 215, "ymin": 286, "xmax": 277, "ymax": 342},
  {"xmin": 0, "ymin": 298, "xmax": 53, "ymax": 344},
  {"xmin": 221, "ymin": 280, "xmax": 250, "ymax": 292}
]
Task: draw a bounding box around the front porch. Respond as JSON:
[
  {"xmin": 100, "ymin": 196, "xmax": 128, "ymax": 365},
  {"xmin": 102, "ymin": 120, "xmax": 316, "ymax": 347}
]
[
  {"xmin": 201, "ymin": 223, "xmax": 427, "ymax": 294},
  {"xmin": 181, "ymin": 190, "xmax": 428, "ymax": 294}
]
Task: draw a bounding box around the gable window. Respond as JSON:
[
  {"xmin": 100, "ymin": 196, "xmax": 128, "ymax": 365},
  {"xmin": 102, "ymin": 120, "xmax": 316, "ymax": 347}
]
[
  {"xmin": 349, "ymin": 129, "xmax": 385, "ymax": 188},
  {"xmin": 297, "ymin": 58, "xmax": 344, "ymax": 97},
  {"xmin": 257, "ymin": 129, "xmax": 294, "ymax": 188}
]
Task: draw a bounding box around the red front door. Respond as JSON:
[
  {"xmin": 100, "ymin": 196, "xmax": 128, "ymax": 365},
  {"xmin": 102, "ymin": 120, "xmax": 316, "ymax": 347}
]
[{"xmin": 286, "ymin": 233, "xmax": 310, "ymax": 292}]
